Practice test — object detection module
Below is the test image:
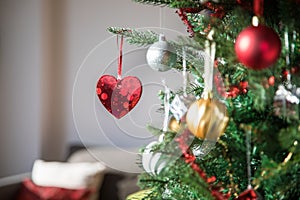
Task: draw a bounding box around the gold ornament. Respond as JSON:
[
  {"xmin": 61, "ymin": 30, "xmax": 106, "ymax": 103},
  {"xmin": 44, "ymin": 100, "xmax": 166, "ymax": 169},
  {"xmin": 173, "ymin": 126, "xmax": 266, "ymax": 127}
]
[
  {"xmin": 126, "ymin": 188, "xmax": 154, "ymax": 200},
  {"xmin": 168, "ymin": 116, "xmax": 182, "ymax": 132},
  {"xmin": 186, "ymin": 93, "xmax": 229, "ymax": 140}
]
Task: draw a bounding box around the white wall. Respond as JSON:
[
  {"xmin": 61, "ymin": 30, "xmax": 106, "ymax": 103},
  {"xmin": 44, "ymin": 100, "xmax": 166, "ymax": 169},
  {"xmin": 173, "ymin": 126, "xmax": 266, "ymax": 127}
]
[
  {"xmin": 0, "ymin": 0, "xmax": 187, "ymax": 177},
  {"xmin": 66, "ymin": 0, "xmax": 186, "ymax": 148},
  {"xmin": 0, "ymin": 0, "xmax": 42, "ymax": 177}
]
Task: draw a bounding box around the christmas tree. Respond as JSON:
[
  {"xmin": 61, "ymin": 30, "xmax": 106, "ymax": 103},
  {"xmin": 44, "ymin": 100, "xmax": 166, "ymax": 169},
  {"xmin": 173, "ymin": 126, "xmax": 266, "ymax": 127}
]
[{"xmin": 107, "ymin": 0, "xmax": 300, "ymax": 199}]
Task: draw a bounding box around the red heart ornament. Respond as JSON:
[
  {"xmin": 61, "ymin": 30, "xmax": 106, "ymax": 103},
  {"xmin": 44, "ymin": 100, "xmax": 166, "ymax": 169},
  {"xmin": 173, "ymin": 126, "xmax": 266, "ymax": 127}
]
[{"xmin": 96, "ymin": 75, "xmax": 142, "ymax": 119}]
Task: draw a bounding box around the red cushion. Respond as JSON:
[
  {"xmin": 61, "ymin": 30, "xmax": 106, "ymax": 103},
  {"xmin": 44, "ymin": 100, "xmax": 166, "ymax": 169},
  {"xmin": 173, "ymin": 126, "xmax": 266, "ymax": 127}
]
[{"xmin": 16, "ymin": 179, "xmax": 93, "ymax": 200}]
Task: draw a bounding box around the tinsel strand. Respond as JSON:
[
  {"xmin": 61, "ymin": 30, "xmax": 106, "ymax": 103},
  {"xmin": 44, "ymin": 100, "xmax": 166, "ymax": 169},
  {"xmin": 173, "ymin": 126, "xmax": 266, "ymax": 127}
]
[
  {"xmin": 176, "ymin": 8, "xmax": 199, "ymax": 36},
  {"xmin": 175, "ymin": 130, "xmax": 231, "ymax": 200}
]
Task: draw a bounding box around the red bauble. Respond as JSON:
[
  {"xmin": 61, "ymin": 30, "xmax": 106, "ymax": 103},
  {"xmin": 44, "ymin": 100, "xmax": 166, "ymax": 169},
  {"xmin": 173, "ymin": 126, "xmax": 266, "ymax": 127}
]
[
  {"xmin": 96, "ymin": 75, "xmax": 142, "ymax": 119},
  {"xmin": 236, "ymin": 188, "xmax": 258, "ymax": 200},
  {"xmin": 235, "ymin": 25, "xmax": 281, "ymax": 70}
]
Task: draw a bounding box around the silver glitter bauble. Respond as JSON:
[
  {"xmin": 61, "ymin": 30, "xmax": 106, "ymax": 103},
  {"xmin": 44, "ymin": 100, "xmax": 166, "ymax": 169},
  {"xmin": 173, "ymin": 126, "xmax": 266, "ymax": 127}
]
[
  {"xmin": 273, "ymin": 84, "xmax": 299, "ymax": 120},
  {"xmin": 146, "ymin": 34, "xmax": 177, "ymax": 72}
]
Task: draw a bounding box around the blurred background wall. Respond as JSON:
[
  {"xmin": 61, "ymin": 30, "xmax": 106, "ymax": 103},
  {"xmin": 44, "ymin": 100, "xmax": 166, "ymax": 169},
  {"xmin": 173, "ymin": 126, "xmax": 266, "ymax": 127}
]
[{"xmin": 0, "ymin": 0, "xmax": 185, "ymax": 178}]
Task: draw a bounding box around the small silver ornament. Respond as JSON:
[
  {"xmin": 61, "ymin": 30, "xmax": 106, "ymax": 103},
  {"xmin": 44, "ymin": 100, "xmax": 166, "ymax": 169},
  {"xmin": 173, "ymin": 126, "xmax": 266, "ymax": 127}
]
[
  {"xmin": 146, "ymin": 34, "xmax": 177, "ymax": 72},
  {"xmin": 273, "ymin": 84, "xmax": 299, "ymax": 120}
]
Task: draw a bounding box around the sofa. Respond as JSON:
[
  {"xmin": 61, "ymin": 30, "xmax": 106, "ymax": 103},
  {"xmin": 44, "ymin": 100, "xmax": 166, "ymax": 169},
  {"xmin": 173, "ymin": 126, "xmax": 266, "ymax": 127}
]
[{"xmin": 0, "ymin": 144, "xmax": 140, "ymax": 200}]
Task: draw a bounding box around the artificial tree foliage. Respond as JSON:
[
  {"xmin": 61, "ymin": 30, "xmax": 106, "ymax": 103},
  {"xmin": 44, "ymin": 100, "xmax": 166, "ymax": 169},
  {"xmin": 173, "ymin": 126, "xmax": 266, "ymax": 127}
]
[{"xmin": 109, "ymin": 0, "xmax": 300, "ymax": 199}]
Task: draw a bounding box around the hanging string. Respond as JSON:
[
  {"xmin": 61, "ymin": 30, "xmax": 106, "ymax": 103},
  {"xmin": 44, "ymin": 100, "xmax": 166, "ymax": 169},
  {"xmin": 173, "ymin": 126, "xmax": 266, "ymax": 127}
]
[
  {"xmin": 162, "ymin": 80, "xmax": 170, "ymax": 132},
  {"xmin": 245, "ymin": 126, "xmax": 252, "ymax": 188},
  {"xmin": 253, "ymin": 0, "xmax": 264, "ymax": 17},
  {"xmin": 291, "ymin": 31, "xmax": 296, "ymax": 54},
  {"xmin": 284, "ymin": 29, "xmax": 293, "ymax": 90},
  {"xmin": 182, "ymin": 48, "xmax": 187, "ymax": 97},
  {"xmin": 117, "ymin": 35, "xmax": 124, "ymax": 80},
  {"xmin": 159, "ymin": 7, "xmax": 165, "ymax": 34},
  {"xmin": 204, "ymin": 31, "xmax": 216, "ymax": 94},
  {"xmin": 284, "ymin": 29, "xmax": 290, "ymax": 67}
]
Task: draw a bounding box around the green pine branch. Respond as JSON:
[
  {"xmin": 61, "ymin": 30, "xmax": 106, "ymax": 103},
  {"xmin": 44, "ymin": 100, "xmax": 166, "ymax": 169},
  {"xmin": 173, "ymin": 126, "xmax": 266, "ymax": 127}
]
[
  {"xmin": 110, "ymin": 0, "xmax": 300, "ymax": 199},
  {"xmin": 132, "ymin": 0, "xmax": 200, "ymax": 8},
  {"xmin": 107, "ymin": 27, "xmax": 158, "ymax": 46},
  {"xmin": 278, "ymin": 0, "xmax": 300, "ymax": 31},
  {"xmin": 133, "ymin": 0, "xmax": 241, "ymax": 9},
  {"xmin": 132, "ymin": 0, "xmax": 174, "ymax": 6}
]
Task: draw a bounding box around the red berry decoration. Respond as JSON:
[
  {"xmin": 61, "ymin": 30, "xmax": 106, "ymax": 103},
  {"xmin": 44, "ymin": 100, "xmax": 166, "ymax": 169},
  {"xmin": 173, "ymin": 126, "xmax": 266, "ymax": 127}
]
[
  {"xmin": 97, "ymin": 75, "xmax": 142, "ymax": 119},
  {"xmin": 235, "ymin": 25, "xmax": 281, "ymax": 70},
  {"xmin": 268, "ymin": 76, "xmax": 275, "ymax": 86}
]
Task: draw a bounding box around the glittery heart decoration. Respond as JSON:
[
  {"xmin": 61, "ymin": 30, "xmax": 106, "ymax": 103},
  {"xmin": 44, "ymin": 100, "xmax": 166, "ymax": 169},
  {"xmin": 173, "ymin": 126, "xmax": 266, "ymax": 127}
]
[{"xmin": 97, "ymin": 75, "xmax": 142, "ymax": 119}]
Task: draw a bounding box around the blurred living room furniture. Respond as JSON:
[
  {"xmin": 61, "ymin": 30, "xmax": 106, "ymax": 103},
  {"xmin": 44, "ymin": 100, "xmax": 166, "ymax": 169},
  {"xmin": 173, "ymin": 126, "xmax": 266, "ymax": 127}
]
[{"xmin": 0, "ymin": 144, "xmax": 140, "ymax": 200}]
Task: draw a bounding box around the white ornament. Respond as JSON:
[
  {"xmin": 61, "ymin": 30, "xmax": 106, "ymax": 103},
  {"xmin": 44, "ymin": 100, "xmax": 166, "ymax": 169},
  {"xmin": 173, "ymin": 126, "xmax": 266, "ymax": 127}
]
[
  {"xmin": 170, "ymin": 95, "xmax": 188, "ymax": 121},
  {"xmin": 142, "ymin": 141, "xmax": 166, "ymax": 175}
]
